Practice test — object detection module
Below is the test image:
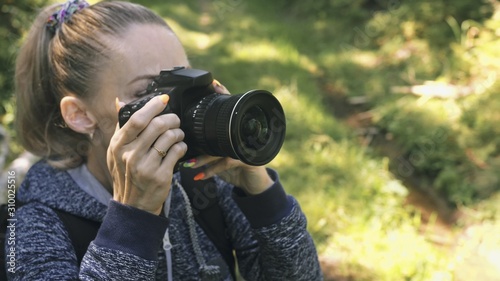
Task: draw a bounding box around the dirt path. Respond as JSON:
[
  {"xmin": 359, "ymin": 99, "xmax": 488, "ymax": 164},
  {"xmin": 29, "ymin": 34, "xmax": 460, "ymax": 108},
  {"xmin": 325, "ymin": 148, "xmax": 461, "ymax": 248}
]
[{"xmin": 319, "ymin": 76, "xmax": 460, "ymax": 228}]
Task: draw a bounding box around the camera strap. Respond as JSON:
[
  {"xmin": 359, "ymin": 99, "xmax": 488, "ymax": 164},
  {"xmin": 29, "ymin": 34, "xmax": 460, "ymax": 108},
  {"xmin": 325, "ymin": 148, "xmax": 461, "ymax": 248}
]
[{"xmin": 179, "ymin": 166, "xmax": 236, "ymax": 279}]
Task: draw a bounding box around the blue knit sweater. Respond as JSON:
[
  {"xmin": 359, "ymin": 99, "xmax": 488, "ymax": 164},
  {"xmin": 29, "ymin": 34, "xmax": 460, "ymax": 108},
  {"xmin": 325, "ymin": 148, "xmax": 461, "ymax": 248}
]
[{"xmin": 6, "ymin": 161, "xmax": 322, "ymax": 280}]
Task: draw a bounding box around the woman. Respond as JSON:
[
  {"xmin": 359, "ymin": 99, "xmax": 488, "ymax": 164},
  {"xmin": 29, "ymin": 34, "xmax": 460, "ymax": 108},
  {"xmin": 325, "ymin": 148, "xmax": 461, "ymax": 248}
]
[{"xmin": 9, "ymin": 0, "xmax": 322, "ymax": 280}]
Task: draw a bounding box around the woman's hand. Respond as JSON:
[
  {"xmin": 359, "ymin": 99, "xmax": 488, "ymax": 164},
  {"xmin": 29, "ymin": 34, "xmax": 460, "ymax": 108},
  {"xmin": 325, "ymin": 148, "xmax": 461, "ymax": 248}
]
[
  {"xmin": 107, "ymin": 95, "xmax": 187, "ymax": 215},
  {"xmin": 183, "ymin": 80, "xmax": 274, "ymax": 195},
  {"xmin": 185, "ymin": 156, "xmax": 274, "ymax": 195}
]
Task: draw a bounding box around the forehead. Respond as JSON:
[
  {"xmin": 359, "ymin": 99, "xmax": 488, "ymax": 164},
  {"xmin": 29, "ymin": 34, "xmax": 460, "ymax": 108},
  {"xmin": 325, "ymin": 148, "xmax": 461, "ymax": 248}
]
[{"xmin": 103, "ymin": 24, "xmax": 189, "ymax": 82}]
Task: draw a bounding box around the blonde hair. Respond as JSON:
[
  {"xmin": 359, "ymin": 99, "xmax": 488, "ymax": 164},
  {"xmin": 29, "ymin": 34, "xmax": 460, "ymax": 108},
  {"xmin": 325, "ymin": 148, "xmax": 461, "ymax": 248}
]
[{"xmin": 15, "ymin": 1, "xmax": 170, "ymax": 169}]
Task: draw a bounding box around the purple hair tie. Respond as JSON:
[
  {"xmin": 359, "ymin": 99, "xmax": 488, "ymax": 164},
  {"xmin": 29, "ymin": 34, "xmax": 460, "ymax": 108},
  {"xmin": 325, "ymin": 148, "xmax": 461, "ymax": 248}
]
[{"xmin": 46, "ymin": 0, "xmax": 89, "ymax": 33}]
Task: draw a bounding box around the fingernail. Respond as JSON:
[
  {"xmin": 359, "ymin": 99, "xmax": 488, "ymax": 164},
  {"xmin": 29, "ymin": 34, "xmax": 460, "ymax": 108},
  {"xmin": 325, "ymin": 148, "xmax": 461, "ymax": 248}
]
[
  {"xmin": 115, "ymin": 97, "xmax": 121, "ymax": 112},
  {"xmin": 183, "ymin": 158, "xmax": 197, "ymax": 168},
  {"xmin": 212, "ymin": 79, "xmax": 222, "ymax": 88},
  {"xmin": 159, "ymin": 94, "xmax": 169, "ymax": 105},
  {"xmin": 193, "ymin": 172, "xmax": 205, "ymax": 181}
]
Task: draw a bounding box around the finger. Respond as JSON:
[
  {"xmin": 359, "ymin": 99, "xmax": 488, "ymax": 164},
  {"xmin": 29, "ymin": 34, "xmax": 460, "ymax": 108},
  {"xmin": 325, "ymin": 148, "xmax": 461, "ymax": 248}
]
[
  {"xmin": 158, "ymin": 141, "xmax": 188, "ymax": 173},
  {"xmin": 119, "ymin": 94, "xmax": 170, "ymax": 144},
  {"xmin": 134, "ymin": 113, "xmax": 181, "ymax": 150},
  {"xmin": 198, "ymin": 157, "xmax": 240, "ymax": 181},
  {"xmin": 107, "ymin": 122, "xmax": 125, "ymax": 169},
  {"xmin": 115, "ymin": 97, "xmax": 126, "ymax": 113},
  {"xmin": 109, "ymin": 97, "xmax": 126, "ymax": 144},
  {"xmin": 186, "ymin": 154, "xmax": 222, "ymax": 169},
  {"xmin": 147, "ymin": 127, "xmax": 185, "ymax": 163},
  {"xmin": 204, "ymin": 157, "xmax": 240, "ymax": 179},
  {"xmin": 213, "ymin": 79, "xmax": 230, "ymax": 95}
]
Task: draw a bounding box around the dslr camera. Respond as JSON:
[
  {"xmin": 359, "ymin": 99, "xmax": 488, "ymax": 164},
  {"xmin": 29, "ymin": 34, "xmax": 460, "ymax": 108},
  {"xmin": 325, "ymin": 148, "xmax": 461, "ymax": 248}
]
[{"xmin": 118, "ymin": 67, "xmax": 286, "ymax": 166}]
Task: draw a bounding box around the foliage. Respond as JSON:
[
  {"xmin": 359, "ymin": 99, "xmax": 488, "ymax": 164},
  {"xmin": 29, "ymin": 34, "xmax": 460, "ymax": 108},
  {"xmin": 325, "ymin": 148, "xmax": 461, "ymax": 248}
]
[
  {"xmin": 369, "ymin": 3, "xmax": 500, "ymax": 207},
  {"xmin": 372, "ymin": 94, "xmax": 500, "ymax": 206},
  {"xmin": 0, "ymin": 0, "xmax": 51, "ymax": 118},
  {"xmin": 0, "ymin": 0, "xmax": 51, "ymax": 162}
]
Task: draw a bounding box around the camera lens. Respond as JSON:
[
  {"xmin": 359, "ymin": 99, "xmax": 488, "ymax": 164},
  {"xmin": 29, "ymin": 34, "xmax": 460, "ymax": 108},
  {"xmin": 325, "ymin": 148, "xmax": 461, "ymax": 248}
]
[
  {"xmin": 240, "ymin": 106, "xmax": 269, "ymax": 149},
  {"xmin": 184, "ymin": 90, "xmax": 286, "ymax": 166}
]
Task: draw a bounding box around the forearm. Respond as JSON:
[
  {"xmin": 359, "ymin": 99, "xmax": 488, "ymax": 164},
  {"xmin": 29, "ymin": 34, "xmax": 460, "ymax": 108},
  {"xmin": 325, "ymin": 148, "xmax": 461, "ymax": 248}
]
[
  {"xmin": 80, "ymin": 243, "xmax": 159, "ymax": 280},
  {"xmin": 235, "ymin": 201, "xmax": 322, "ymax": 281},
  {"xmin": 254, "ymin": 203, "xmax": 322, "ymax": 280},
  {"xmin": 231, "ymin": 169, "xmax": 323, "ymax": 280},
  {"xmin": 79, "ymin": 200, "xmax": 168, "ymax": 280}
]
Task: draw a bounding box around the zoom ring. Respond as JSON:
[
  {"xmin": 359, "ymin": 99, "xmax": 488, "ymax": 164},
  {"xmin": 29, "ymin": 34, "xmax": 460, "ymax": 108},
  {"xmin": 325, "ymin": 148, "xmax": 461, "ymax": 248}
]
[
  {"xmin": 216, "ymin": 99, "xmax": 237, "ymax": 156},
  {"xmin": 191, "ymin": 94, "xmax": 217, "ymax": 151}
]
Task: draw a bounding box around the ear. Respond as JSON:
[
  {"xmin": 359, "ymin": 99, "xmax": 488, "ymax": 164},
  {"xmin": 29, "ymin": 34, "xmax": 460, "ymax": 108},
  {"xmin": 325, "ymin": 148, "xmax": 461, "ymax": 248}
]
[{"xmin": 60, "ymin": 96, "xmax": 97, "ymax": 135}]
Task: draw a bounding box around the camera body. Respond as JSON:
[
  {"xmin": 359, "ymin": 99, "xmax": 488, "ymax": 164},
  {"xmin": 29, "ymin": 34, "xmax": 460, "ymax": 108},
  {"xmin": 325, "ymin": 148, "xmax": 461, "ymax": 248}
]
[
  {"xmin": 118, "ymin": 67, "xmax": 286, "ymax": 166},
  {"xmin": 119, "ymin": 67, "xmax": 213, "ymax": 128}
]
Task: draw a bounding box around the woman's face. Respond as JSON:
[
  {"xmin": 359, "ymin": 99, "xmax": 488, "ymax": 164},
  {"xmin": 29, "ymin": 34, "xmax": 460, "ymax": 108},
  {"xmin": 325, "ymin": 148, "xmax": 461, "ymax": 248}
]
[{"xmin": 86, "ymin": 23, "xmax": 189, "ymax": 186}]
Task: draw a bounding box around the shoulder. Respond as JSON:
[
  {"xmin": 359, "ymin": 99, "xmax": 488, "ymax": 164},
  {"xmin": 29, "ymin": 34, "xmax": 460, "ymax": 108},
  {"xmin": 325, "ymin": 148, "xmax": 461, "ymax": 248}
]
[
  {"xmin": 9, "ymin": 202, "xmax": 80, "ymax": 279},
  {"xmin": 18, "ymin": 160, "xmax": 72, "ymax": 197},
  {"xmin": 13, "ymin": 202, "xmax": 73, "ymax": 256},
  {"xmin": 25, "ymin": 160, "xmax": 77, "ymax": 185},
  {"xmin": 17, "ymin": 160, "xmax": 107, "ymax": 220},
  {"xmin": 16, "ymin": 202, "xmax": 65, "ymax": 229},
  {"xmin": 24, "ymin": 159, "xmax": 63, "ymax": 179}
]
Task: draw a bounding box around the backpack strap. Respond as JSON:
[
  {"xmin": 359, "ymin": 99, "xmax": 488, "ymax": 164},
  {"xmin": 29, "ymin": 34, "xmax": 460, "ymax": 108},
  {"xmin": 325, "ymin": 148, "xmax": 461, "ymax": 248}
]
[
  {"xmin": 53, "ymin": 210, "xmax": 101, "ymax": 265},
  {"xmin": 0, "ymin": 202, "xmax": 100, "ymax": 279},
  {"xmin": 179, "ymin": 166, "xmax": 236, "ymax": 279}
]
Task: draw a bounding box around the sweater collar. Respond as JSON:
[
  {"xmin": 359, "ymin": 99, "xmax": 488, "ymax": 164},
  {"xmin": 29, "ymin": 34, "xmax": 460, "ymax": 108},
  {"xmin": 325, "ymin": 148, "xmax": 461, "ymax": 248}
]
[{"xmin": 17, "ymin": 160, "xmax": 107, "ymax": 222}]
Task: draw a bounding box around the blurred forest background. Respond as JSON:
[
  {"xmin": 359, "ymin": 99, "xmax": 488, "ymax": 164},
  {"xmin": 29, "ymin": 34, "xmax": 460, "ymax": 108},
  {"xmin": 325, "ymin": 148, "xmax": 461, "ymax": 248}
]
[{"xmin": 1, "ymin": 0, "xmax": 500, "ymax": 280}]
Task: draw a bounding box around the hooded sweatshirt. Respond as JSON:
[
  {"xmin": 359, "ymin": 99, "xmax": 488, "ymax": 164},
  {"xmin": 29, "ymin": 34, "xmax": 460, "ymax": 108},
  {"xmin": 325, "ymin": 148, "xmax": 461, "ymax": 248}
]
[{"xmin": 6, "ymin": 160, "xmax": 322, "ymax": 280}]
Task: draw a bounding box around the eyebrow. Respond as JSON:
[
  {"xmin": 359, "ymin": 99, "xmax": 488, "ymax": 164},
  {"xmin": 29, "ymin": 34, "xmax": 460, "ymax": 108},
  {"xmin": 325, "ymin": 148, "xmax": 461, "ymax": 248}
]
[{"xmin": 127, "ymin": 74, "xmax": 157, "ymax": 86}]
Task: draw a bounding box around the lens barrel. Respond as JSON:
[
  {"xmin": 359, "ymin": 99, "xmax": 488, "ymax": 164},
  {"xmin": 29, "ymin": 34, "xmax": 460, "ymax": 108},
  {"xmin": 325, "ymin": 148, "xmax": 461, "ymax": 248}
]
[{"xmin": 185, "ymin": 90, "xmax": 286, "ymax": 166}]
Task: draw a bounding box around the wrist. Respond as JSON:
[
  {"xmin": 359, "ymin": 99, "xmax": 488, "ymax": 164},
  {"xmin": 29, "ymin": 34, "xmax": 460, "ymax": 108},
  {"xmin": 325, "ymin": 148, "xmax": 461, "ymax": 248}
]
[
  {"xmin": 232, "ymin": 169, "xmax": 293, "ymax": 228},
  {"xmin": 243, "ymin": 167, "xmax": 274, "ymax": 195},
  {"xmin": 112, "ymin": 194, "xmax": 163, "ymax": 215},
  {"xmin": 95, "ymin": 200, "xmax": 169, "ymax": 259}
]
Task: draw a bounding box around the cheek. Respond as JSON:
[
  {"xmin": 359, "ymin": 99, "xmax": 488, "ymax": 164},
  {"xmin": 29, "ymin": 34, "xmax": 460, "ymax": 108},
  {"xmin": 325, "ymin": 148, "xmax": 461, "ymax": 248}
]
[
  {"xmin": 93, "ymin": 105, "xmax": 118, "ymax": 147},
  {"xmin": 94, "ymin": 122, "xmax": 116, "ymax": 149}
]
